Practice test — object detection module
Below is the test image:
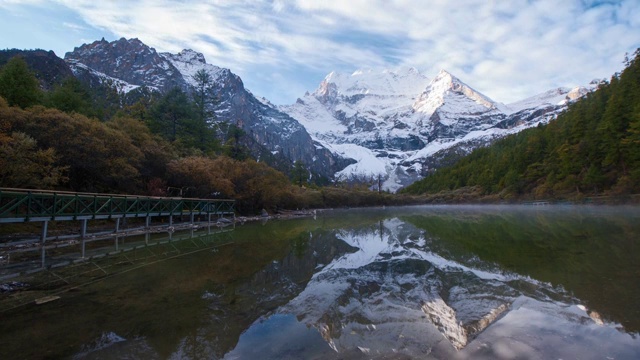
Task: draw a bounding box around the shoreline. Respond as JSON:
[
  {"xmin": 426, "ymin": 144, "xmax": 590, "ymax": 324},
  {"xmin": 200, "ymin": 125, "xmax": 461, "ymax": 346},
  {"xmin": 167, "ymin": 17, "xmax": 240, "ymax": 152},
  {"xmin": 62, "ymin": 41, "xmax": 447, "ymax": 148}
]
[
  {"xmin": 0, "ymin": 209, "xmax": 318, "ymax": 253},
  {"xmin": 3, "ymin": 199, "xmax": 640, "ymax": 252}
]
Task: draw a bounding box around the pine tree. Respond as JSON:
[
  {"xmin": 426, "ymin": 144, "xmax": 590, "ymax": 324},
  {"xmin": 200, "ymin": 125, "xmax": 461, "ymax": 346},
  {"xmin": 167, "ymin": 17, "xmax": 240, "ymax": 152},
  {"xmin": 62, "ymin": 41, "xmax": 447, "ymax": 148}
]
[
  {"xmin": 191, "ymin": 69, "xmax": 218, "ymax": 151},
  {"xmin": 149, "ymin": 87, "xmax": 195, "ymax": 142},
  {"xmin": 47, "ymin": 77, "xmax": 93, "ymax": 116},
  {"xmin": 291, "ymin": 160, "xmax": 309, "ymax": 187},
  {"xmin": 0, "ymin": 56, "xmax": 42, "ymax": 108},
  {"xmin": 222, "ymin": 124, "xmax": 249, "ymax": 160}
]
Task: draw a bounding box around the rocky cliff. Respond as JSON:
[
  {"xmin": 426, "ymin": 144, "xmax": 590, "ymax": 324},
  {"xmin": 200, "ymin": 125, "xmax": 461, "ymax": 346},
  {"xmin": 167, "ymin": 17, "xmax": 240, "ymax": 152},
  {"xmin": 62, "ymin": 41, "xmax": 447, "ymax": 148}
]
[{"xmin": 64, "ymin": 38, "xmax": 344, "ymax": 178}]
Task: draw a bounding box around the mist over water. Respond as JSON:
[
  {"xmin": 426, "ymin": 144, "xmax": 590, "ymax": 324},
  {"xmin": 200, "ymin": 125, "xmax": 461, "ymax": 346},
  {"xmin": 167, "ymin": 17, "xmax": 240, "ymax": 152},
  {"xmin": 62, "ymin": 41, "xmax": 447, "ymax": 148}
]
[{"xmin": 1, "ymin": 205, "xmax": 639, "ymax": 359}]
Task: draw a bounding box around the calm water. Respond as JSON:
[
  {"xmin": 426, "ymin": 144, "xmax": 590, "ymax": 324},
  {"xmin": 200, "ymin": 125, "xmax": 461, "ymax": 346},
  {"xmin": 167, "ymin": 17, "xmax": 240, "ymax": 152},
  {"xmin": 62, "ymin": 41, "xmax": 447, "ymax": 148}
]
[{"xmin": 1, "ymin": 205, "xmax": 639, "ymax": 359}]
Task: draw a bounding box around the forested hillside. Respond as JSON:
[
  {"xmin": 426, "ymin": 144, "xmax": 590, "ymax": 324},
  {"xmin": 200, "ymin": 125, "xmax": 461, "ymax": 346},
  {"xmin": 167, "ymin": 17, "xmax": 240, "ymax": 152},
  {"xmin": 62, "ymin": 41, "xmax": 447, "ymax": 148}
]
[
  {"xmin": 4, "ymin": 47, "xmax": 638, "ymax": 210},
  {"xmin": 403, "ymin": 50, "xmax": 640, "ymax": 199},
  {"xmin": 0, "ymin": 54, "xmax": 413, "ymax": 214}
]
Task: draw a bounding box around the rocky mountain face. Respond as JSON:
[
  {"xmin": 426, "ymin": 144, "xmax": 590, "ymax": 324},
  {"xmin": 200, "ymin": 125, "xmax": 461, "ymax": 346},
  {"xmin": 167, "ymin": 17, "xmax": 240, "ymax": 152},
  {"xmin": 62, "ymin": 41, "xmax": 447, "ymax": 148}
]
[
  {"xmin": 0, "ymin": 49, "xmax": 74, "ymax": 90},
  {"xmin": 64, "ymin": 38, "xmax": 345, "ymax": 179},
  {"xmin": 282, "ymin": 68, "xmax": 598, "ymax": 191},
  {"xmin": 65, "ymin": 38, "xmax": 186, "ymax": 93}
]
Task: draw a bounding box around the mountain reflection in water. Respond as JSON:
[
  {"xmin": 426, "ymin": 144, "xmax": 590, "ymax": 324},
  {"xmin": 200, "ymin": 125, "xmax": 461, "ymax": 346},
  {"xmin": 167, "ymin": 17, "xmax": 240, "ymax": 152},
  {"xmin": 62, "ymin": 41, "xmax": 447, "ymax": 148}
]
[
  {"xmin": 225, "ymin": 206, "xmax": 640, "ymax": 360},
  {"xmin": 1, "ymin": 205, "xmax": 639, "ymax": 359}
]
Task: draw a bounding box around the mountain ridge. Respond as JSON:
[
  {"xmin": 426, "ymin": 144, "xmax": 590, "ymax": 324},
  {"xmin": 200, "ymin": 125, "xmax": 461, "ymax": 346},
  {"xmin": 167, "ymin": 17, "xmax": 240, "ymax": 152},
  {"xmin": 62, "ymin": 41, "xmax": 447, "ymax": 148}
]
[
  {"xmin": 63, "ymin": 38, "xmax": 345, "ymax": 179},
  {"xmin": 282, "ymin": 65, "xmax": 598, "ymax": 191},
  {"xmin": 402, "ymin": 49, "xmax": 640, "ymax": 199},
  {"xmin": 2, "ymin": 38, "xmax": 599, "ymax": 190}
]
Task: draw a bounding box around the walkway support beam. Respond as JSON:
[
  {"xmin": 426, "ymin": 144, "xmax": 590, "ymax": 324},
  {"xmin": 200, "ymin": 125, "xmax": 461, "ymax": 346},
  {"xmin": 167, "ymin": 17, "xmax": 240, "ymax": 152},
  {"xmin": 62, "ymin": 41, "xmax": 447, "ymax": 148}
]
[{"xmin": 40, "ymin": 220, "xmax": 48, "ymax": 269}]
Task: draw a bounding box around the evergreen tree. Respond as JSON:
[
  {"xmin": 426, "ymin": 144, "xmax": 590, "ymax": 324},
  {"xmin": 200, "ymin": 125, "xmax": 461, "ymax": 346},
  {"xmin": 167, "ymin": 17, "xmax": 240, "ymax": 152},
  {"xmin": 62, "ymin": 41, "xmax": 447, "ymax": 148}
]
[
  {"xmin": 47, "ymin": 77, "xmax": 93, "ymax": 116},
  {"xmin": 222, "ymin": 124, "xmax": 250, "ymax": 160},
  {"xmin": 91, "ymin": 78, "xmax": 122, "ymax": 121},
  {"xmin": 291, "ymin": 160, "xmax": 309, "ymax": 187},
  {"xmin": 148, "ymin": 87, "xmax": 195, "ymax": 142},
  {"xmin": 193, "ymin": 69, "xmax": 214, "ymax": 123},
  {"xmin": 191, "ymin": 69, "xmax": 218, "ymax": 151},
  {"xmin": 0, "ymin": 56, "xmax": 42, "ymax": 108}
]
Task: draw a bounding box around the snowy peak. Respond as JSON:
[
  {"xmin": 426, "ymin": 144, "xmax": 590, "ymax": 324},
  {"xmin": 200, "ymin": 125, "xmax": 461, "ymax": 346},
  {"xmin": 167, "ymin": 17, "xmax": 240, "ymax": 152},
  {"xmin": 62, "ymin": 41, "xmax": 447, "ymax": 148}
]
[
  {"xmin": 565, "ymin": 86, "xmax": 589, "ymax": 102},
  {"xmin": 411, "ymin": 70, "xmax": 501, "ymax": 121},
  {"xmin": 159, "ymin": 49, "xmax": 225, "ymax": 88},
  {"xmin": 314, "ymin": 77, "xmax": 339, "ymax": 104},
  {"xmin": 432, "ymin": 69, "xmax": 457, "ymax": 85},
  {"xmin": 507, "ymin": 87, "xmax": 570, "ymax": 111},
  {"xmin": 506, "ymin": 86, "xmax": 587, "ymax": 113},
  {"xmin": 166, "ymin": 49, "xmax": 207, "ymax": 65},
  {"xmin": 412, "ymin": 69, "xmax": 499, "ymax": 117},
  {"xmin": 441, "ymin": 70, "xmax": 497, "ymax": 111},
  {"xmin": 313, "ymin": 67, "xmax": 430, "ymax": 99},
  {"xmin": 282, "ymin": 66, "xmax": 597, "ymax": 191},
  {"xmin": 64, "ymin": 37, "xmax": 186, "ymax": 92},
  {"xmin": 505, "ymin": 79, "xmax": 603, "ymax": 114},
  {"xmin": 283, "ymin": 68, "xmax": 515, "ymax": 190}
]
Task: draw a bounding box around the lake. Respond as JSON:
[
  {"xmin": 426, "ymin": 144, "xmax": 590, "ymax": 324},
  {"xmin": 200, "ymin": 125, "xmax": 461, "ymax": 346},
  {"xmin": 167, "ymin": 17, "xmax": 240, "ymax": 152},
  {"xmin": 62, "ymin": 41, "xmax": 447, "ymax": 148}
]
[{"xmin": 1, "ymin": 205, "xmax": 639, "ymax": 359}]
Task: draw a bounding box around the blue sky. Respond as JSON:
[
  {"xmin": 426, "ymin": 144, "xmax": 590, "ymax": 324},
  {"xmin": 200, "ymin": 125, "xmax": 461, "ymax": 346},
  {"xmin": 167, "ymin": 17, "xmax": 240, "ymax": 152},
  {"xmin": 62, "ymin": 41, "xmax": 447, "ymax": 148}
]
[{"xmin": 1, "ymin": 0, "xmax": 638, "ymax": 105}]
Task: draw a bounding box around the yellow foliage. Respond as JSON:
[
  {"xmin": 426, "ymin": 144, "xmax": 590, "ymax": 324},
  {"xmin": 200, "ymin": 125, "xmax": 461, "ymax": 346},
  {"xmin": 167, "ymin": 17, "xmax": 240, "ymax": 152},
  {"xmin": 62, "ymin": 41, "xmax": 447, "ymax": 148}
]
[
  {"xmin": 2, "ymin": 106, "xmax": 144, "ymax": 192},
  {"xmin": 0, "ymin": 131, "xmax": 67, "ymax": 188},
  {"xmin": 167, "ymin": 156, "xmax": 235, "ymax": 197}
]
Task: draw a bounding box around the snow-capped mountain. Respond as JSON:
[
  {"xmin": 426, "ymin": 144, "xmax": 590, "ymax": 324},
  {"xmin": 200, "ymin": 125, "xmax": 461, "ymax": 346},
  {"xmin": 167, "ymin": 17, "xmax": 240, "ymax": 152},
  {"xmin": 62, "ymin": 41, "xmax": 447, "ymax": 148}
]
[
  {"xmin": 64, "ymin": 38, "xmax": 345, "ymax": 178},
  {"xmin": 282, "ymin": 68, "xmax": 597, "ymax": 191},
  {"xmin": 65, "ymin": 38, "xmax": 187, "ymax": 93},
  {"xmin": 60, "ymin": 38, "xmax": 599, "ymax": 189},
  {"xmin": 67, "ymin": 60, "xmax": 142, "ymax": 94}
]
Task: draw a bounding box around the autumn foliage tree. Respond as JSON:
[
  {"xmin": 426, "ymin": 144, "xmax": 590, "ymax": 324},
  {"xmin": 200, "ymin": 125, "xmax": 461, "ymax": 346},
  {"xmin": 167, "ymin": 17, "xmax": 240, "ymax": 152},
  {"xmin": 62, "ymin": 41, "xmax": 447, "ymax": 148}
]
[
  {"xmin": 226, "ymin": 159, "xmax": 297, "ymax": 213},
  {"xmin": 0, "ymin": 132, "xmax": 67, "ymax": 188},
  {"xmin": 167, "ymin": 155, "xmax": 300, "ymax": 214},
  {"xmin": 167, "ymin": 156, "xmax": 234, "ymax": 199},
  {"xmin": 0, "ymin": 98, "xmax": 67, "ymax": 188},
  {"xmin": 0, "ymin": 53, "xmax": 412, "ymax": 214},
  {"xmin": 107, "ymin": 116, "xmax": 175, "ymax": 189},
  {"xmin": 4, "ymin": 106, "xmax": 144, "ymax": 192}
]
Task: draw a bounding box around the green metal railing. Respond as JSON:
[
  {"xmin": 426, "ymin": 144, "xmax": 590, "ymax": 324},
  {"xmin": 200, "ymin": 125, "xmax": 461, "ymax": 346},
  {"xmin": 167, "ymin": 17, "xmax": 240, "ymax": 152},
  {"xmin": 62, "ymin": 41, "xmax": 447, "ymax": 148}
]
[{"xmin": 0, "ymin": 188, "xmax": 235, "ymax": 223}]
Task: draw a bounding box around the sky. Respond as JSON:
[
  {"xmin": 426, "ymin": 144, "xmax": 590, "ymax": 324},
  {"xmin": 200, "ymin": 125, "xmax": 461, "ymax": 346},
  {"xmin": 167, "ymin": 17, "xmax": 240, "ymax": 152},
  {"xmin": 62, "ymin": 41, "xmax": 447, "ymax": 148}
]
[{"xmin": 0, "ymin": 0, "xmax": 638, "ymax": 105}]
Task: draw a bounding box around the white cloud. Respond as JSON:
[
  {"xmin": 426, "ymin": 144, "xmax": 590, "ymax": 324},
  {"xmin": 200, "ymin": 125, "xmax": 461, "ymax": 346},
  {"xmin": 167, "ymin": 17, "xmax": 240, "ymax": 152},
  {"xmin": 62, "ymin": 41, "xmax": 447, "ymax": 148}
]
[
  {"xmin": 62, "ymin": 21, "xmax": 86, "ymax": 31},
  {"xmin": 0, "ymin": 0, "xmax": 44, "ymax": 6},
  {"xmin": 3, "ymin": 0, "xmax": 639, "ymax": 104}
]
